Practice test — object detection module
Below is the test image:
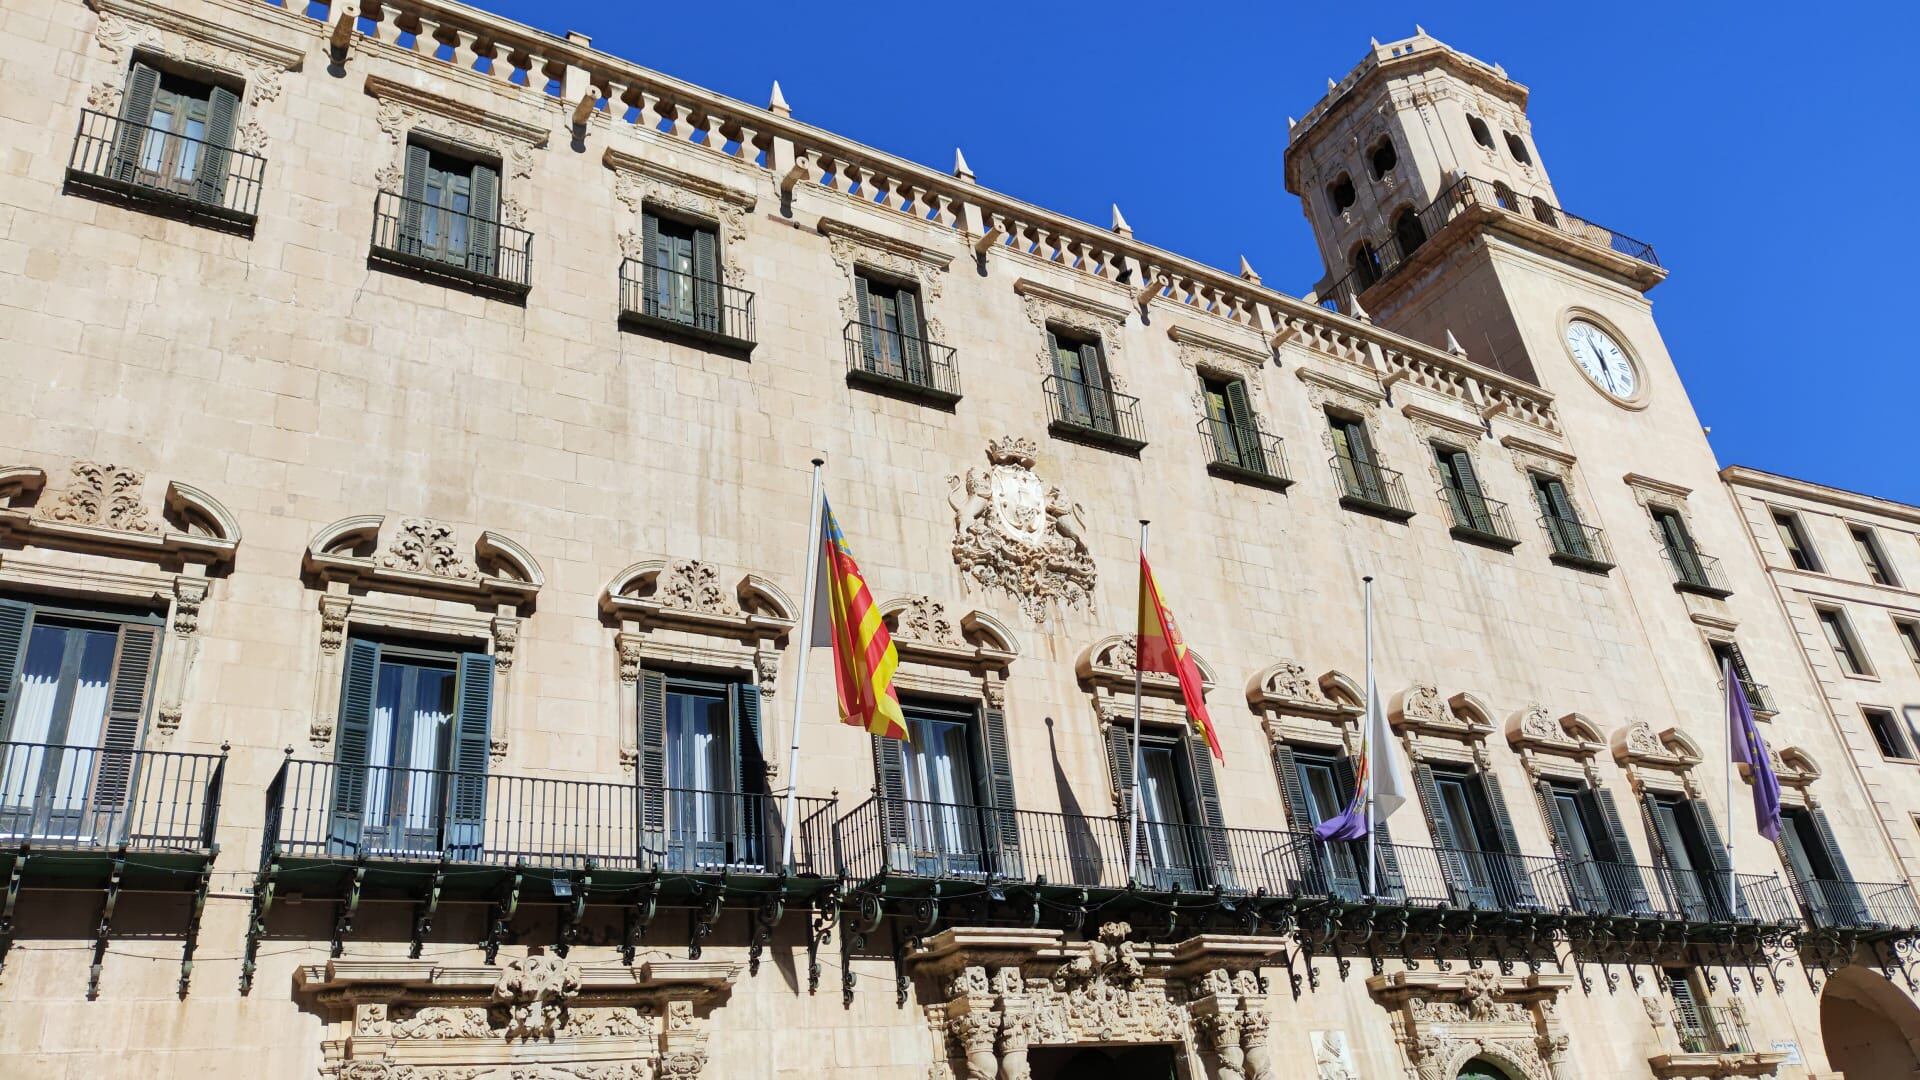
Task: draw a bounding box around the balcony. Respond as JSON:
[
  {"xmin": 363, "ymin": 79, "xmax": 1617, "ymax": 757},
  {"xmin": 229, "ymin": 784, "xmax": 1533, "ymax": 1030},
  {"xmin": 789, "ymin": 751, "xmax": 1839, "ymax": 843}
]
[
  {"xmin": 249, "ymin": 758, "xmax": 837, "ymax": 979},
  {"xmin": 1197, "ymin": 418, "xmax": 1292, "ymax": 492},
  {"xmin": 1663, "ymin": 547, "xmax": 1735, "ymax": 599},
  {"xmin": 1043, "ymin": 374, "xmax": 1148, "ymax": 454},
  {"xmin": 369, "ymin": 190, "xmax": 533, "ymax": 300},
  {"xmin": 1329, "ymin": 454, "xmax": 1414, "ymax": 521},
  {"xmin": 1719, "ymin": 676, "xmax": 1777, "ymax": 717},
  {"xmin": 65, "ymin": 109, "xmax": 265, "ymax": 232},
  {"xmin": 1540, "ymin": 515, "xmax": 1616, "ymax": 573},
  {"xmin": 619, "ymin": 258, "xmax": 756, "ymax": 353},
  {"xmin": 1791, "ymin": 877, "xmax": 1920, "ymax": 938},
  {"xmin": 1672, "ymin": 1004, "xmax": 1756, "ymax": 1055},
  {"xmin": 0, "ymin": 740, "xmax": 227, "ymax": 993},
  {"xmin": 843, "ymin": 321, "xmax": 961, "ymax": 406},
  {"xmin": 1317, "ymin": 175, "xmax": 1663, "ymax": 314},
  {"xmin": 1440, "ymin": 487, "xmax": 1521, "ymax": 550}
]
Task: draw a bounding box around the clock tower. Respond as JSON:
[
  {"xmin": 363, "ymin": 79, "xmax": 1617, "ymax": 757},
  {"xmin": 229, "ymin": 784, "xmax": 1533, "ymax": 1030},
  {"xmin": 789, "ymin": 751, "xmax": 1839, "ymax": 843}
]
[{"xmin": 1283, "ymin": 28, "xmax": 1667, "ymax": 389}]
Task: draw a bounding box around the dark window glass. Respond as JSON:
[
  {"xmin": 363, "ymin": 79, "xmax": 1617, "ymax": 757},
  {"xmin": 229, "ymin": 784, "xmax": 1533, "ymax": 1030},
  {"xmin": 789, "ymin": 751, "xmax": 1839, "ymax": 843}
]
[
  {"xmin": 1864, "ymin": 708, "xmax": 1912, "ymax": 760},
  {"xmin": 1503, "ymin": 130, "xmax": 1532, "ymax": 164},
  {"xmin": 1327, "ymin": 173, "xmax": 1356, "ymax": 213},
  {"xmin": 1392, "ymin": 207, "xmax": 1426, "ymax": 255},
  {"xmin": 1773, "ymin": 510, "xmax": 1822, "ymax": 572},
  {"xmin": 1369, "ymin": 140, "xmax": 1398, "ymax": 179},
  {"xmin": 137, "ymin": 74, "xmax": 213, "ymax": 191},
  {"xmin": 1852, "ymin": 526, "xmax": 1898, "ymax": 586},
  {"xmin": 1468, "ymin": 115, "xmax": 1495, "ymax": 149},
  {"xmin": 360, "ymin": 651, "xmax": 458, "ymax": 853},
  {"xmin": 1818, "ymin": 608, "xmax": 1870, "ymax": 676}
]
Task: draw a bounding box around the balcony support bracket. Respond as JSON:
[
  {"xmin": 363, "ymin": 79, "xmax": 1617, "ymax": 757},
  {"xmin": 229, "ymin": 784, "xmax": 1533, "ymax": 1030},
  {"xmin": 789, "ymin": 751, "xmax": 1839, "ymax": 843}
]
[
  {"xmin": 86, "ymin": 847, "xmax": 126, "ymax": 1001},
  {"xmin": 688, "ymin": 878, "xmax": 724, "ymax": 961},
  {"xmin": 409, "ymin": 861, "xmax": 446, "ymax": 960},
  {"xmin": 891, "ymin": 920, "xmax": 917, "ymax": 1008},
  {"xmin": 484, "ymin": 869, "xmax": 523, "ymax": 966},
  {"xmin": 178, "ymin": 861, "xmax": 214, "ymax": 998},
  {"xmin": 748, "ymin": 894, "xmax": 784, "ymax": 976},
  {"xmin": 240, "ymin": 854, "xmax": 277, "ymax": 995},
  {"xmin": 0, "ymin": 847, "xmax": 25, "ymax": 979},
  {"xmin": 806, "ymin": 898, "xmax": 835, "ymax": 995},
  {"xmin": 621, "ymin": 877, "xmax": 660, "ymax": 967},
  {"xmin": 556, "ymin": 869, "xmax": 592, "ymax": 957},
  {"xmin": 333, "ymin": 860, "xmax": 367, "ymax": 958}
]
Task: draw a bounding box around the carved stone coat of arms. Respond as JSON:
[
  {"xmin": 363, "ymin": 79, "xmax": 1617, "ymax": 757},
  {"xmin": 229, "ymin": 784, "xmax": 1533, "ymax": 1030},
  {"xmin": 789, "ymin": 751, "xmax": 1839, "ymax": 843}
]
[{"xmin": 947, "ymin": 437, "xmax": 1096, "ymax": 623}]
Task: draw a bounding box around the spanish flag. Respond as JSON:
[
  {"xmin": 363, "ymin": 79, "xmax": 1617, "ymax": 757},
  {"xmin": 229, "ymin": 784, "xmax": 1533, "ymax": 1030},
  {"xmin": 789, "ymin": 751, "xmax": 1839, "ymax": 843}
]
[
  {"xmin": 1137, "ymin": 553, "xmax": 1221, "ymax": 760},
  {"xmin": 814, "ymin": 498, "xmax": 909, "ymax": 741}
]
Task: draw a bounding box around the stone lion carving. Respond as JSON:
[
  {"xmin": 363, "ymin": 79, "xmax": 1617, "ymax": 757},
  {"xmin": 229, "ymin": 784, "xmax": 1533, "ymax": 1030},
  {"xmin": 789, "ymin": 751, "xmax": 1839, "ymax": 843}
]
[{"xmin": 946, "ymin": 437, "xmax": 1096, "ymax": 622}]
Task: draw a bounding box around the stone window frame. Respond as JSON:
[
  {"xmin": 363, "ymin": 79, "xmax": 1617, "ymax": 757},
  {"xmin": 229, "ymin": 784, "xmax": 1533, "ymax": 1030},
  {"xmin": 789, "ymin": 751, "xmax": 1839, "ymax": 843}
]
[
  {"xmin": 599, "ymin": 559, "xmax": 796, "ymax": 777},
  {"xmin": 1014, "ymin": 277, "xmax": 1132, "ymax": 392},
  {"xmin": 1076, "ymin": 633, "xmax": 1218, "ymax": 814},
  {"xmin": 1245, "ymin": 659, "xmax": 1363, "ymax": 833},
  {"xmin": 1295, "ymin": 364, "xmax": 1387, "ymax": 459},
  {"xmin": 1624, "ymin": 472, "xmax": 1708, "ymax": 562},
  {"xmin": 303, "ymin": 515, "xmax": 543, "ymax": 764},
  {"xmin": 369, "ymin": 75, "xmax": 549, "ymax": 230},
  {"xmin": 822, "ymin": 217, "xmax": 955, "ymax": 349},
  {"xmin": 1500, "ymin": 433, "xmax": 1603, "ymax": 549},
  {"xmin": 1403, "ymin": 402, "xmax": 1499, "ymax": 510},
  {"xmin": 608, "ymin": 148, "xmax": 756, "ymax": 287},
  {"xmin": 1170, "ymin": 322, "xmax": 1273, "ymax": 425},
  {"xmin": 0, "ymin": 461, "xmax": 240, "ymax": 747},
  {"xmin": 87, "ymin": 0, "xmax": 303, "ymax": 157}
]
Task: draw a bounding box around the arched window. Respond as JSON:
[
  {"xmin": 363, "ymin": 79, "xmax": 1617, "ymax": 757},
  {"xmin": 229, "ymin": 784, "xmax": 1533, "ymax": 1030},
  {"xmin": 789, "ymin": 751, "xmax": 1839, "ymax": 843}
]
[
  {"xmin": 1504, "ymin": 130, "xmax": 1533, "ymax": 165},
  {"xmin": 1530, "ymin": 196, "xmax": 1558, "ymax": 227},
  {"xmin": 1368, "ymin": 139, "xmax": 1398, "ymax": 180},
  {"xmin": 1392, "ymin": 207, "xmax": 1426, "ymax": 256},
  {"xmin": 1350, "ymin": 240, "xmax": 1380, "ymax": 289},
  {"xmin": 1326, "ymin": 173, "xmax": 1356, "ymax": 214},
  {"xmin": 1468, "ymin": 114, "xmax": 1495, "ymax": 149},
  {"xmin": 1492, "ymin": 182, "xmax": 1519, "ymax": 211}
]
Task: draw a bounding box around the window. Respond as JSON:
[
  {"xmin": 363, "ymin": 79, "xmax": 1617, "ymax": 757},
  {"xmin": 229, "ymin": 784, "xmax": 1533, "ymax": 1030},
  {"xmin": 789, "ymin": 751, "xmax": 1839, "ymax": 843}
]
[
  {"xmin": 330, "ymin": 637, "xmax": 493, "ymax": 858},
  {"xmin": 1467, "ymin": 115, "xmax": 1495, "ymax": 149},
  {"xmin": 640, "ymin": 210, "xmax": 721, "ymax": 331},
  {"xmin": 0, "ymin": 599, "xmax": 160, "ymax": 841},
  {"xmin": 1895, "ymin": 618, "xmax": 1920, "ymax": 671},
  {"xmin": 1105, "ymin": 722, "xmax": 1227, "ymax": 892},
  {"xmin": 1665, "ymin": 970, "xmax": 1716, "ymax": 1053},
  {"xmin": 638, "ymin": 669, "xmax": 768, "ymax": 871},
  {"xmin": 1368, "ymin": 139, "xmax": 1398, "ymax": 180},
  {"xmin": 1538, "ymin": 778, "xmax": 1648, "ymax": 914},
  {"xmin": 1646, "ymin": 795, "xmax": 1736, "ymax": 920},
  {"xmin": 1391, "ymin": 206, "xmax": 1427, "ymax": 256},
  {"xmin": 1772, "ymin": 510, "xmax": 1822, "ymax": 572},
  {"xmin": 1817, "ymin": 606, "xmax": 1871, "ymax": 677},
  {"xmin": 1327, "ymin": 173, "xmax": 1356, "ymax": 214},
  {"xmin": 1422, "ymin": 766, "xmax": 1528, "ymax": 909},
  {"xmin": 1047, "ymin": 327, "xmax": 1116, "ymax": 432},
  {"xmin": 112, "ymin": 62, "xmax": 240, "ymax": 206},
  {"xmin": 852, "ymin": 272, "xmax": 928, "ymax": 384},
  {"xmin": 1652, "ymin": 506, "xmax": 1716, "ymax": 592},
  {"xmin": 874, "ymin": 697, "xmax": 1018, "ymax": 879},
  {"xmin": 1273, "ymin": 744, "xmax": 1396, "ymax": 900},
  {"xmin": 394, "ymin": 143, "xmax": 502, "ymax": 276},
  {"xmin": 1533, "ymin": 473, "xmax": 1599, "ymax": 563},
  {"xmin": 1530, "ymin": 196, "xmax": 1558, "ymax": 227},
  {"xmin": 1852, "ymin": 525, "xmax": 1898, "ymax": 586},
  {"xmin": 1503, "ymin": 130, "xmax": 1532, "ymax": 165},
  {"xmin": 1709, "ymin": 641, "xmax": 1767, "ymax": 714},
  {"xmin": 1864, "ymin": 707, "xmax": 1913, "ymax": 760},
  {"xmin": 1778, "ymin": 805, "xmax": 1866, "ymax": 925},
  {"xmin": 1201, "ymin": 375, "xmax": 1270, "ymax": 475},
  {"xmin": 1329, "ymin": 411, "xmax": 1397, "ymax": 513},
  {"xmin": 1434, "ymin": 443, "xmax": 1499, "ymax": 539}
]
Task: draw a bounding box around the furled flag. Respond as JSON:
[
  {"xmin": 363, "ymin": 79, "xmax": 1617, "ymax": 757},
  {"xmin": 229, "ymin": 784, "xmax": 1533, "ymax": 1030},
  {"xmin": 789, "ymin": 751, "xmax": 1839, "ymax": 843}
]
[
  {"xmin": 1136, "ymin": 553, "xmax": 1221, "ymax": 760},
  {"xmin": 813, "ymin": 498, "xmax": 908, "ymax": 741},
  {"xmin": 1727, "ymin": 659, "xmax": 1782, "ymax": 841},
  {"xmin": 1316, "ymin": 585, "xmax": 1409, "ymax": 841}
]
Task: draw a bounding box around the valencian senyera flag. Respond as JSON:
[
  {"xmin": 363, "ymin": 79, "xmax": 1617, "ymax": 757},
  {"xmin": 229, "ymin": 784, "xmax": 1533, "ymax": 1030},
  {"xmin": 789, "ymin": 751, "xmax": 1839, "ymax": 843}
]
[
  {"xmin": 1727, "ymin": 658, "xmax": 1782, "ymax": 841},
  {"xmin": 1136, "ymin": 553, "xmax": 1221, "ymax": 760},
  {"xmin": 812, "ymin": 498, "xmax": 908, "ymax": 741}
]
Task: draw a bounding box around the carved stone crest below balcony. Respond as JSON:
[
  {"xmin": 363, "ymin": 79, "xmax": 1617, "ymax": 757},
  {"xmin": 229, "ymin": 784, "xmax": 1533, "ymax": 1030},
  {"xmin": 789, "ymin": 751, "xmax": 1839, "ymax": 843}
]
[{"xmin": 947, "ymin": 437, "xmax": 1096, "ymax": 623}]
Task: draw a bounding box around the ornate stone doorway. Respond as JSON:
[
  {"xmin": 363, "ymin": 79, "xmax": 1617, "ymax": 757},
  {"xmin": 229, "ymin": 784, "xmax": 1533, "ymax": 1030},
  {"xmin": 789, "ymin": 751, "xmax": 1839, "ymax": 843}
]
[
  {"xmin": 1819, "ymin": 964, "xmax": 1920, "ymax": 1078},
  {"xmin": 1029, "ymin": 1044, "xmax": 1180, "ymax": 1080}
]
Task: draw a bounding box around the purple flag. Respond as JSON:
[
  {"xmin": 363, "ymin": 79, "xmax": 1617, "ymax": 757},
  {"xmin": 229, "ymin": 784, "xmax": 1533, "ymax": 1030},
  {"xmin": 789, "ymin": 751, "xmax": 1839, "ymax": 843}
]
[{"xmin": 1727, "ymin": 660, "xmax": 1782, "ymax": 842}]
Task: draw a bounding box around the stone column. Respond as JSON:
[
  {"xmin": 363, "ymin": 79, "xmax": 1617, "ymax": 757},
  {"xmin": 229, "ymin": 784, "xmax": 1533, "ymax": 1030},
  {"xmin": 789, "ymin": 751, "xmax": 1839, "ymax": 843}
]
[
  {"xmin": 1239, "ymin": 1003, "xmax": 1276, "ymax": 1080},
  {"xmin": 659, "ymin": 997, "xmax": 709, "ymax": 1078},
  {"xmin": 948, "ymin": 1003, "xmax": 999, "ymax": 1080}
]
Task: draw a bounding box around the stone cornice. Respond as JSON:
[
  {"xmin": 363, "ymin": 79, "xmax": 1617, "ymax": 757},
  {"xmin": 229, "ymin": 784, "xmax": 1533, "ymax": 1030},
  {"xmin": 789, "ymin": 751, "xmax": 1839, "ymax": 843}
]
[
  {"xmin": 1013, "ymin": 277, "xmax": 1133, "ymax": 324},
  {"xmin": 1723, "ymin": 465, "xmax": 1920, "ymax": 528},
  {"xmin": 1498, "ymin": 432, "xmax": 1576, "ymax": 466},
  {"xmin": 817, "ymin": 217, "xmax": 954, "ymax": 270},
  {"xmin": 603, "ymin": 147, "xmax": 756, "ymax": 209},
  {"xmin": 1401, "ymin": 402, "xmax": 1485, "ymax": 441},
  {"xmin": 1624, "ymin": 472, "xmax": 1693, "ymax": 501},
  {"xmin": 1295, "ymin": 363, "xmax": 1385, "ymax": 404},
  {"xmin": 90, "ymin": 0, "xmax": 307, "ymax": 71},
  {"xmin": 1166, "ymin": 322, "xmax": 1271, "ymax": 367},
  {"xmin": 364, "ymin": 74, "xmax": 552, "ymax": 148}
]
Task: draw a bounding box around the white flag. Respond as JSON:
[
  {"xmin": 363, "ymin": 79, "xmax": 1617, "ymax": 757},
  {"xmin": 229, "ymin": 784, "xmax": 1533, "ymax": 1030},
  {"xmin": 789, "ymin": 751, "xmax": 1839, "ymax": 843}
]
[{"xmin": 1366, "ymin": 655, "xmax": 1409, "ymax": 820}]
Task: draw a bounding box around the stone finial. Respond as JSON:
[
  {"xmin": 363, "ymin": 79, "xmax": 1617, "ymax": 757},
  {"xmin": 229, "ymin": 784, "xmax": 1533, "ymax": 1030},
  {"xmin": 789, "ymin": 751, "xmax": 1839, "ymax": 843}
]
[
  {"xmin": 1347, "ymin": 294, "xmax": 1372, "ymax": 324},
  {"xmin": 952, "ymin": 147, "xmax": 975, "ymax": 182},
  {"xmin": 1110, "ymin": 203, "xmax": 1132, "ymax": 237},
  {"xmin": 1286, "ymin": 116, "xmax": 1296, "ymax": 131},
  {"xmin": 1327, "ymin": 76, "xmax": 1338, "ymax": 91},
  {"xmin": 767, "ymin": 80, "xmax": 790, "ymax": 117},
  {"xmin": 1445, "ymin": 329, "xmax": 1468, "ymax": 357},
  {"xmin": 1415, "ymin": 23, "xmax": 1427, "ymax": 36},
  {"xmin": 1370, "ymin": 36, "xmax": 1381, "ymax": 48},
  {"xmin": 1238, "ymin": 255, "xmax": 1261, "ymax": 284}
]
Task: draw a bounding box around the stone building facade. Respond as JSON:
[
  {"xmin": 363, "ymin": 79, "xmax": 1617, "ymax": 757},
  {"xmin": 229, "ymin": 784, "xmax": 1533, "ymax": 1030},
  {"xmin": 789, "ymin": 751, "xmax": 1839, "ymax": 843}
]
[{"xmin": 0, "ymin": 3, "xmax": 1912, "ymax": 1078}]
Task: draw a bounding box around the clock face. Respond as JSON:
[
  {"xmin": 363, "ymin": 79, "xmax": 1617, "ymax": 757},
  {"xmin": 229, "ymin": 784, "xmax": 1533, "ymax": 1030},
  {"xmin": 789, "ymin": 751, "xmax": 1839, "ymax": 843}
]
[{"xmin": 1565, "ymin": 320, "xmax": 1638, "ymax": 400}]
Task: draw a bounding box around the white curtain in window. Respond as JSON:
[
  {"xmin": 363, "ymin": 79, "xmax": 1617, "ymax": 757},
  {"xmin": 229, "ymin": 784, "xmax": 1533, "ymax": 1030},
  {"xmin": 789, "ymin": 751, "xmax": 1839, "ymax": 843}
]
[
  {"xmin": 404, "ymin": 703, "xmax": 450, "ymax": 831},
  {"xmin": 1139, "ymin": 750, "xmax": 1181, "ymax": 869},
  {"xmin": 50, "ymin": 639, "xmax": 113, "ymax": 813},
  {"xmin": 362, "ymin": 675, "xmax": 398, "ymax": 831},
  {"xmin": 0, "ymin": 642, "xmax": 61, "ymax": 807}
]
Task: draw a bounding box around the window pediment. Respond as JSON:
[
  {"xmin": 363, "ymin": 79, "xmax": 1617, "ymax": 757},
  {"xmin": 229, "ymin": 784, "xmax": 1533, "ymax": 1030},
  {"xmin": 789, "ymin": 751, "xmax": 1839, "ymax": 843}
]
[
  {"xmin": 1245, "ymin": 660, "xmax": 1357, "ymax": 720},
  {"xmin": 1077, "ymin": 633, "xmax": 1215, "ymax": 699},
  {"xmin": 879, "ymin": 595, "xmax": 1017, "ymax": 672},
  {"xmin": 305, "ymin": 515, "xmax": 542, "ymax": 610},
  {"xmin": 1612, "ymin": 720, "xmax": 1702, "ymax": 771},
  {"xmin": 0, "ymin": 462, "xmax": 239, "ymax": 567},
  {"xmin": 601, "ymin": 559, "xmax": 794, "ymax": 641},
  {"xmin": 1506, "ymin": 704, "xmax": 1605, "ymax": 761}
]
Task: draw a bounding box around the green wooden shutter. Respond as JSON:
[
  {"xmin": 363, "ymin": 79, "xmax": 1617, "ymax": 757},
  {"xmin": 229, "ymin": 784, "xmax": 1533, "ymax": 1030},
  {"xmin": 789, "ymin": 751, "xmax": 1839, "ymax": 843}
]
[
  {"xmin": 1592, "ymin": 788, "xmax": 1637, "ymax": 864},
  {"xmin": 1270, "ymin": 744, "xmax": 1314, "ymax": 833},
  {"xmin": 1536, "ymin": 780, "xmax": 1596, "ymax": 910},
  {"xmin": 1321, "ymin": 754, "xmax": 1364, "ymax": 899},
  {"xmin": 1481, "ymin": 771, "xmax": 1537, "ymax": 906},
  {"xmin": 399, "ymin": 143, "xmax": 431, "ymax": 251},
  {"xmin": 1223, "ymin": 379, "xmax": 1265, "ymax": 473},
  {"xmin": 194, "ymin": 84, "xmax": 239, "ymax": 207},
  {"xmin": 0, "ymin": 599, "xmax": 33, "ymax": 740},
  {"xmin": 897, "ymin": 287, "xmax": 927, "ymax": 385},
  {"xmin": 1373, "ymin": 814, "xmax": 1406, "ymax": 898},
  {"xmin": 467, "ymin": 162, "xmax": 499, "ymax": 278},
  {"xmin": 113, "ymin": 62, "xmax": 161, "ymax": 182},
  {"xmin": 1186, "ymin": 733, "xmax": 1233, "ymax": 887},
  {"xmin": 1414, "ymin": 763, "xmax": 1476, "ymax": 904},
  {"xmin": 638, "ymin": 669, "xmax": 667, "ymax": 862},
  {"xmin": 1080, "ymin": 342, "xmax": 1113, "ymax": 430},
  {"xmin": 329, "ymin": 639, "xmax": 380, "ymax": 853},
  {"xmin": 870, "ymin": 733, "xmax": 911, "ymax": 871},
  {"xmin": 640, "ymin": 209, "xmax": 662, "ymax": 315},
  {"xmin": 446, "ymin": 651, "xmax": 493, "ymax": 856},
  {"xmin": 1046, "ymin": 331, "xmax": 1068, "ymax": 379},
  {"xmin": 1590, "ymin": 787, "xmax": 1651, "ymax": 912},
  {"xmin": 1686, "ymin": 801, "xmax": 1741, "ymax": 918},
  {"xmin": 91, "ymin": 622, "xmax": 160, "ymax": 818},
  {"xmin": 1534, "ymin": 780, "xmax": 1575, "ymax": 854},
  {"xmin": 1104, "ymin": 722, "xmax": 1136, "ymax": 821},
  {"xmin": 853, "ymin": 273, "xmax": 877, "ymax": 367},
  {"xmin": 979, "ymin": 701, "xmax": 1021, "ymax": 877},
  {"xmin": 693, "ymin": 225, "xmax": 720, "ymax": 331},
  {"xmin": 1808, "ymin": 807, "xmax": 1867, "ymax": 921},
  {"xmin": 731, "ymin": 682, "xmax": 767, "ymax": 866}
]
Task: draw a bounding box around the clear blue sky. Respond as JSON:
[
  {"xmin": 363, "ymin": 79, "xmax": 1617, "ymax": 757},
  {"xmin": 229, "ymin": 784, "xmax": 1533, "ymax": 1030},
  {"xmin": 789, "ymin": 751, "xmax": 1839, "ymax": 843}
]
[{"xmin": 486, "ymin": 0, "xmax": 1918, "ymax": 503}]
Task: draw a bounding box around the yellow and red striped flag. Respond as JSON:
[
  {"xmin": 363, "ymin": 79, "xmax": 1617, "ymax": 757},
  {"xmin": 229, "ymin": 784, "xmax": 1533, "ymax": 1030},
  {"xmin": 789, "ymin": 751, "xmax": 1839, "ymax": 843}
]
[
  {"xmin": 814, "ymin": 498, "xmax": 909, "ymax": 741},
  {"xmin": 1137, "ymin": 552, "xmax": 1221, "ymax": 760}
]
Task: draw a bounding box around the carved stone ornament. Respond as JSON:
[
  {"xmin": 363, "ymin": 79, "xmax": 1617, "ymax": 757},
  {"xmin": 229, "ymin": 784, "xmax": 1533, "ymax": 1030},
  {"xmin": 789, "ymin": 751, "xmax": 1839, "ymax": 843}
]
[
  {"xmin": 493, "ymin": 954, "xmax": 583, "ymax": 1040},
  {"xmin": 1370, "ymin": 970, "xmax": 1572, "ymax": 1080},
  {"xmin": 823, "ymin": 218, "xmax": 953, "ymax": 345},
  {"xmin": 608, "ymin": 149, "xmax": 755, "ymax": 287},
  {"xmin": 305, "ymin": 516, "xmax": 543, "ymax": 609},
  {"xmin": 656, "ymin": 560, "xmax": 736, "ymax": 616},
  {"xmin": 382, "ymin": 518, "xmax": 480, "ymax": 580},
  {"xmin": 893, "ymin": 595, "xmax": 960, "ymax": 646},
  {"xmin": 947, "ymin": 437, "xmax": 1097, "ymax": 623},
  {"xmin": 36, "ymin": 461, "xmax": 159, "ymax": 534},
  {"xmin": 368, "ymin": 76, "xmax": 547, "ymax": 229},
  {"xmin": 89, "ymin": 0, "xmax": 302, "ymax": 153},
  {"xmin": 1311, "ymin": 1030, "xmax": 1359, "ymax": 1080}
]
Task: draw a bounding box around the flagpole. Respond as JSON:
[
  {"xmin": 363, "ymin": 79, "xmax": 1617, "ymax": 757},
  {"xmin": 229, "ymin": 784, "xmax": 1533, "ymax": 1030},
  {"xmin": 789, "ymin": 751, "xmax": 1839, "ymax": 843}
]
[
  {"xmin": 1364, "ymin": 575, "xmax": 1377, "ymax": 900},
  {"xmin": 780, "ymin": 457, "xmax": 826, "ymax": 873},
  {"xmin": 1724, "ymin": 656, "xmax": 1736, "ymax": 914},
  {"xmin": 1126, "ymin": 519, "xmax": 1149, "ymax": 887}
]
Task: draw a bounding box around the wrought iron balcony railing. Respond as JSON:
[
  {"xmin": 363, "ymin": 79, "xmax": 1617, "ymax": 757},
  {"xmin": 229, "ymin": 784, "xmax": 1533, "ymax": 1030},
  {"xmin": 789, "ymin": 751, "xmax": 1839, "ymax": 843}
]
[
  {"xmin": 1044, "ymin": 375, "xmax": 1148, "ymax": 453},
  {"xmin": 261, "ymin": 759, "xmax": 836, "ymax": 878},
  {"xmin": 1540, "ymin": 514, "xmax": 1615, "ymax": 572},
  {"xmin": 66, "ymin": 108, "xmax": 265, "ymax": 227},
  {"xmin": 1662, "ymin": 546, "xmax": 1735, "ymax": 599},
  {"xmin": 1673, "ymin": 1004, "xmax": 1754, "ymax": 1054},
  {"xmin": 619, "ymin": 258, "xmax": 756, "ymax": 351},
  {"xmin": 370, "ymin": 190, "xmax": 533, "ymax": 297},
  {"xmin": 1555, "ymin": 857, "xmax": 1800, "ymax": 926},
  {"xmin": 1718, "ymin": 677, "xmax": 1776, "ymax": 716},
  {"xmin": 1791, "ymin": 877, "xmax": 1920, "ymax": 933},
  {"xmin": 1440, "ymin": 487, "xmax": 1521, "ymax": 549},
  {"xmin": 0, "ymin": 740, "xmax": 225, "ymax": 853},
  {"xmin": 1197, "ymin": 418, "xmax": 1291, "ymax": 490},
  {"xmin": 1316, "ymin": 175, "xmax": 1661, "ymax": 314},
  {"xmin": 843, "ymin": 321, "xmax": 961, "ymax": 404},
  {"xmin": 1329, "ymin": 454, "xmax": 1414, "ymax": 520}
]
